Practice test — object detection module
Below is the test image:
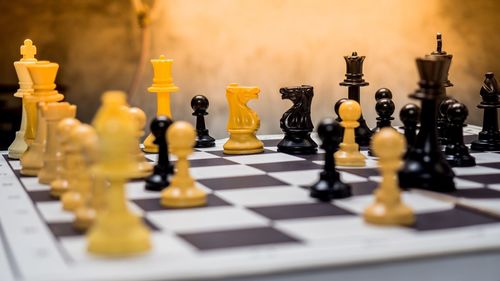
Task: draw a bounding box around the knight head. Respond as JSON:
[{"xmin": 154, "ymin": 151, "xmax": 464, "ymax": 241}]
[{"xmin": 227, "ymin": 83, "xmax": 260, "ymax": 105}]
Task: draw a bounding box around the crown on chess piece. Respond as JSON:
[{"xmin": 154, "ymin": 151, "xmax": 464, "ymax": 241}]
[
  {"xmin": 339, "ymin": 51, "xmax": 369, "ymax": 87},
  {"xmin": 429, "ymin": 33, "xmax": 453, "ymax": 87},
  {"xmin": 148, "ymin": 55, "xmax": 179, "ymax": 93},
  {"xmin": 411, "ymin": 56, "xmax": 448, "ymax": 99}
]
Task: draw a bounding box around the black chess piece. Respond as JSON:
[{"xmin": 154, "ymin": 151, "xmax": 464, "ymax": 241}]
[
  {"xmin": 368, "ymin": 98, "xmax": 395, "ymax": 156},
  {"xmin": 471, "ymin": 72, "xmax": 500, "ymax": 151},
  {"xmin": 398, "ymin": 56, "xmax": 456, "ymax": 193},
  {"xmin": 191, "ymin": 95, "xmax": 215, "ymax": 148},
  {"xmin": 339, "ymin": 51, "xmax": 372, "ymax": 146},
  {"xmin": 399, "ymin": 103, "xmax": 420, "ymax": 158},
  {"xmin": 437, "ymin": 97, "xmax": 457, "ymax": 145},
  {"xmin": 375, "ymin": 88, "xmax": 393, "ymax": 100},
  {"xmin": 310, "ymin": 118, "xmax": 351, "ymax": 201},
  {"xmin": 444, "ymin": 102, "xmax": 476, "ymax": 167},
  {"xmin": 145, "ymin": 116, "xmax": 174, "ymax": 191},
  {"xmin": 277, "ymin": 85, "xmax": 318, "ymax": 154}
]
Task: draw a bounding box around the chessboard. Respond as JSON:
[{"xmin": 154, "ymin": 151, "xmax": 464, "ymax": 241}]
[{"xmin": 1, "ymin": 125, "xmax": 500, "ymax": 281}]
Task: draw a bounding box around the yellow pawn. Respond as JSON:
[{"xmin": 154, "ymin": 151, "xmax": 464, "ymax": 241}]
[
  {"xmin": 223, "ymin": 83, "xmax": 264, "ymax": 155},
  {"xmin": 161, "ymin": 121, "xmax": 207, "ymax": 208},
  {"xmin": 50, "ymin": 118, "xmax": 81, "ymax": 198},
  {"xmin": 334, "ymin": 100, "xmax": 366, "ymax": 167},
  {"xmin": 38, "ymin": 102, "xmax": 77, "ymax": 184},
  {"xmin": 87, "ymin": 91, "xmax": 150, "ymax": 256},
  {"xmin": 143, "ymin": 55, "xmax": 179, "ymax": 153},
  {"xmin": 129, "ymin": 107, "xmax": 153, "ymax": 178},
  {"xmin": 364, "ymin": 128, "xmax": 415, "ymax": 226}
]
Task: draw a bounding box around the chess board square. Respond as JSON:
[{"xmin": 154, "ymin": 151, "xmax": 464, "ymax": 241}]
[
  {"xmin": 186, "ymin": 158, "xmax": 240, "ymax": 168},
  {"xmin": 216, "ymin": 186, "xmax": 315, "ymax": 207},
  {"xmin": 19, "ymin": 177, "xmax": 51, "ymax": 191},
  {"xmin": 269, "ymin": 170, "xmax": 366, "ymax": 187},
  {"xmin": 450, "ymin": 188, "xmax": 500, "ymax": 199},
  {"xmin": 296, "ymin": 153, "xmax": 325, "ymax": 161},
  {"xmin": 126, "ymin": 181, "xmax": 162, "ymax": 200},
  {"xmin": 338, "ymin": 167, "xmax": 379, "ymax": 178},
  {"xmin": 249, "ymin": 203, "xmax": 354, "ymax": 220},
  {"xmin": 27, "ymin": 190, "xmax": 58, "ymax": 203},
  {"xmin": 453, "ymin": 166, "xmax": 500, "ymax": 176},
  {"xmin": 350, "ymin": 181, "xmax": 379, "ymax": 196},
  {"xmin": 133, "ymin": 194, "xmax": 230, "ymax": 212},
  {"xmin": 473, "ymin": 152, "xmax": 500, "ymax": 164},
  {"xmin": 8, "ymin": 160, "xmax": 21, "ymax": 170},
  {"xmin": 457, "ymin": 174, "xmax": 500, "ymax": 185},
  {"xmin": 206, "ymin": 149, "xmax": 277, "ymax": 157},
  {"xmin": 454, "ymin": 178, "xmax": 486, "ymax": 189},
  {"xmin": 190, "ymin": 164, "xmax": 265, "ymax": 180},
  {"xmin": 413, "ymin": 207, "xmax": 500, "ymax": 231},
  {"xmin": 225, "ymin": 153, "xmax": 304, "ymax": 165},
  {"xmin": 198, "ymin": 175, "xmax": 288, "ymax": 190},
  {"xmin": 145, "ymin": 151, "xmax": 220, "ymax": 162},
  {"xmin": 478, "ymin": 162, "xmax": 500, "ymax": 170},
  {"xmin": 248, "ymin": 161, "xmax": 322, "ymax": 173},
  {"xmin": 262, "ymin": 139, "xmax": 281, "ymax": 147},
  {"xmin": 147, "ymin": 206, "xmax": 269, "ymax": 233},
  {"xmin": 36, "ymin": 201, "xmax": 74, "ymax": 223},
  {"xmin": 179, "ymin": 226, "xmax": 300, "ymax": 251},
  {"xmin": 463, "ymin": 135, "xmax": 477, "ymax": 144}
]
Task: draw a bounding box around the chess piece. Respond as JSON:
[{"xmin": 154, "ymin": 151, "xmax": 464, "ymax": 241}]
[
  {"xmin": 277, "ymin": 85, "xmax": 318, "ymax": 154},
  {"xmin": 310, "ymin": 118, "xmax": 351, "ymax": 201},
  {"xmin": 444, "ymin": 102, "xmax": 476, "ymax": 167},
  {"xmin": 399, "ymin": 103, "xmax": 420, "ymax": 158},
  {"xmin": 143, "ymin": 55, "xmax": 179, "ymax": 153},
  {"xmin": 161, "ymin": 121, "xmax": 207, "ymax": 207},
  {"xmin": 334, "ymin": 100, "xmax": 366, "ymax": 167},
  {"xmin": 145, "ymin": 116, "xmax": 174, "ymax": 191},
  {"xmin": 223, "ymin": 83, "xmax": 264, "ymax": 154},
  {"xmin": 339, "ymin": 51, "xmax": 372, "ymax": 146},
  {"xmin": 364, "ymin": 128, "xmax": 415, "ymax": 226},
  {"xmin": 8, "ymin": 39, "xmax": 37, "ymax": 159},
  {"xmin": 72, "ymin": 124, "xmax": 99, "ymax": 231},
  {"xmin": 368, "ymin": 98, "xmax": 395, "ymax": 156},
  {"xmin": 470, "ymin": 72, "xmax": 500, "ymax": 151},
  {"xmin": 374, "ymin": 88, "xmax": 393, "ymax": 100},
  {"xmin": 191, "ymin": 95, "xmax": 215, "ymax": 148},
  {"xmin": 38, "ymin": 102, "xmax": 76, "ymax": 184},
  {"xmin": 437, "ymin": 97, "xmax": 457, "ymax": 145},
  {"xmin": 50, "ymin": 118, "xmax": 81, "ymax": 198},
  {"xmin": 87, "ymin": 91, "xmax": 151, "ymax": 256},
  {"xmin": 129, "ymin": 107, "xmax": 153, "ymax": 178},
  {"xmin": 20, "ymin": 61, "xmax": 64, "ymax": 176},
  {"xmin": 398, "ymin": 56, "xmax": 456, "ymax": 193}
]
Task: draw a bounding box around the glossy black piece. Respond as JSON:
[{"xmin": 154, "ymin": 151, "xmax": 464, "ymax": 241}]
[
  {"xmin": 369, "ymin": 98, "xmax": 395, "ymax": 156},
  {"xmin": 444, "ymin": 102, "xmax": 476, "ymax": 167},
  {"xmin": 398, "ymin": 56, "xmax": 456, "ymax": 193},
  {"xmin": 310, "ymin": 118, "xmax": 351, "ymax": 201},
  {"xmin": 437, "ymin": 97, "xmax": 457, "ymax": 145},
  {"xmin": 277, "ymin": 86, "xmax": 318, "ymax": 154},
  {"xmin": 339, "ymin": 51, "xmax": 372, "ymax": 146},
  {"xmin": 374, "ymin": 88, "xmax": 393, "ymax": 100},
  {"xmin": 429, "ymin": 33, "xmax": 453, "ymax": 88},
  {"xmin": 471, "ymin": 72, "xmax": 500, "ymax": 151},
  {"xmin": 399, "ymin": 103, "xmax": 420, "ymax": 159},
  {"xmin": 191, "ymin": 95, "xmax": 215, "ymax": 148},
  {"xmin": 145, "ymin": 116, "xmax": 174, "ymax": 191}
]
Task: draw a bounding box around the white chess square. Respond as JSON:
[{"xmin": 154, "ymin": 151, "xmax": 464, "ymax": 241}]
[
  {"xmin": 145, "ymin": 151, "xmax": 220, "ymax": 162},
  {"xmin": 146, "ymin": 206, "xmax": 269, "ymax": 233},
  {"xmin": 225, "ymin": 153, "xmax": 304, "ymax": 165},
  {"xmin": 126, "ymin": 182, "xmax": 162, "ymax": 200},
  {"xmin": 269, "ymin": 170, "xmax": 367, "ymax": 186},
  {"xmin": 474, "ymin": 152, "xmax": 500, "ymax": 164},
  {"xmin": 454, "ymin": 178, "xmax": 485, "ymax": 189},
  {"xmin": 8, "ymin": 160, "xmax": 21, "ymax": 170},
  {"xmin": 20, "ymin": 177, "xmax": 51, "ymax": 191},
  {"xmin": 453, "ymin": 166, "xmax": 500, "ymax": 176},
  {"xmin": 36, "ymin": 201, "xmax": 74, "ymax": 223},
  {"xmin": 216, "ymin": 186, "xmax": 315, "ymax": 207},
  {"xmin": 190, "ymin": 164, "xmax": 265, "ymax": 179}
]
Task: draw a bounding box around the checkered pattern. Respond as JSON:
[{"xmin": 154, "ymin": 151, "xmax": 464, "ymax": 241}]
[{"xmin": 2, "ymin": 125, "xmax": 500, "ymax": 281}]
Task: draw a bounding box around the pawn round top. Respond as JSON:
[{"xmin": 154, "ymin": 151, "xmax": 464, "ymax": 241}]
[
  {"xmin": 167, "ymin": 121, "xmax": 196, "ymax": 150},
  {"xmin": 447, "ymin": 102, "xmax": 468, "ymax": 124},
  {"xmin": 399, "ymin": 103, "xmax": 420, "ymax": 125},
  {"xmin": 150, "ymin": 115, "xmax": 173, "ymax": 141},
  {"xmin": 191, "ymin": 95, "xmax": 209, "ymax": 112},
  {"xmin": 57, "ymin": 118, "xmax": 81, "ymax": 142},
  {"xmin": 375, "ymin": 98, "xmax": 395, "ymax": 117},
  {"xmin": 371, "ymin": 128, "xmax": 406, "ymax": 159},
  {"xmin": 439, "ymin": 97, "xmax": 457, "ymax": 116},
  {"xmin": 129, "ymin": 107, "xmax": 147, "ymax": 130},
  {"xmin": 334, "ymin": 98, "xmax": 348, "ymax": 116},
  {"xmin": 317, "ymin": 117, "xmax": 343, "ymax": 148},
  {"xmin": 375, "ymin": 88, "xmax": 392, "ymax": 101},
  {"xmin": 339, "ymin": 99, "xmax": 361, "ymax": 122},
  {"xmin": 70, "ymin": 123, "xmax": 98, "ymax": 150}
]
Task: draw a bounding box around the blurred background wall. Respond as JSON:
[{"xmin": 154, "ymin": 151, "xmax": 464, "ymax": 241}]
[{"xmin": 0, "ymin": 0, "xmax": 498, "ymax": 142}]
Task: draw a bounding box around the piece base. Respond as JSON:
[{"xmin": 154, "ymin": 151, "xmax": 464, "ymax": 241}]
[
  {"xmin": 470, "ymin": 139, "xmax": 500, "ymax": 151},
  {"xmin": 446, "ymin": 154, "xmax": 476, "ymax": 167},
  {"xmin": 161, "ymin": 186, "xmax": 207, "ymax": 208},
  {"xmin": 61, "ymin": 191, "xmax": 82, "ymax": 212},
  {"xmin": 364, "ymin": 203, "xmax": 415, "ymax": 226},
  {"xmin": 50, "ymin": 180, "xmax": 69, "ymax": 198},
  {"xmin": 310, "ymin": 177, "xmax": 352, "ymax": 201},
  {"xmin": 277, "ymin": 133, "xmax": 318, "ymax": 155}
]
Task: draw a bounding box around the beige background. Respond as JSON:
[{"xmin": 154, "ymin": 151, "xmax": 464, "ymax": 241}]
[{"xmin": 0, "ymin": 0, "xmax": 499, "ymax": 139}]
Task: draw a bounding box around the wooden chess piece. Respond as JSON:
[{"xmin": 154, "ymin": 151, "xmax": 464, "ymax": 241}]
[
  {"xmin": 8, "ymin": 39, "xmax": 37, "ymax": 159},
  {"xmin": 38, "ymin": 102, "xmax": 76, "ymax": 184},
  {"xmin": 333, "ymin": 98, "xmax": 348, "ymax": 141},
  {"xmin": 437, "ymin": 97, "xmax": 457, "ymax": 145},
  {"xmin": 161, "ymin": 121, "xmax": 207, "ymax": 207},
  {"xmin": 191, "ymin": 95, "xmax": 215, "ymax": 148},
  {"xmin": 399, "ymin": 103, "xmax": 420, "ymax": 159},
  {"xmin": 143, "ymin": 55, "xmax": 179, "ymax": 153},
  {"xmin": 145, "ymin": 116, "xmax": 174, "ymax": 191},
  {"xmin": 277, "ymin": 85, "xmax": 318, "ymax": 154},
  {"xmin": 129, "ymin": 107, "xmax": 153, "ymax": 178},
  {"xmin": 223, "ymin": 83, "xmax": 264, "ymax": 155},
  {"xmin": 50, "ymin": 118, "xmax": 81, "ymax": 198},
  {"xmin": 87, "ymin": 91, "xmax": 151, "ymax": 256},
  {"xmin": 364, "ymin": 128, "xmax": 415, "ymax": 226},
  {"xmin": 20, "ymin": 102, "xmax": 47, "ymax": 176},
  {"xmin": 368, "ymin": 97, "xmax": 394, "ymax": 156},
  {"xmin": 444, "ymin": 102, "xmax": 476, "ymax": 167},
  {"xmin": 334, "ymin": 100, "xmax": 366, "ymax": 167}
]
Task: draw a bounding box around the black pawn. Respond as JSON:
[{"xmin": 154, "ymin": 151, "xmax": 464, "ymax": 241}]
[
  {"xmin": 369, "ymin": 98, "xmax": 395, "ymax": 156},
  {"xmin": 191, "ymin": 95, "xmax": 215, "ymax": 148},
  {"xmin": 310, "ymin": 118, "xmax": 351, "ymax": 201},
  {"xmin": 437, "ymin": 97, "xmax": 457, "ymax": 145},
  {"xmin": 399, "ymin": 103, "xmax": 420, "ymax": 158},
  {"xmin": 444, "ymin": 102, "xmax": 476, "ymax": 167},
  {"xmin": 374, "ymin": 88, "xmax": 393, "ymax": 100},
  {"xmin": 145, "ymin": 116, "xmax": 174, "ymax": 191},
  {"xmin": 471, "ymin": 72, "xmax": 500, "ymax": 151}
]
